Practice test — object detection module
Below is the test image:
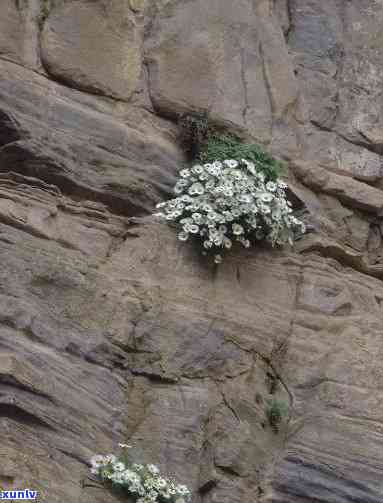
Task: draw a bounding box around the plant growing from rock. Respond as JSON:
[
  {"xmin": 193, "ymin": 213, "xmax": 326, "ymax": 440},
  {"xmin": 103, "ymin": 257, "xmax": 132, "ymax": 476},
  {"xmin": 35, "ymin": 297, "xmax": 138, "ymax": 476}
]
[
  {"xmin": 90, "ymin": 445, "xmax": 191, "ymax": 503},
  {"xmin": 178, "ymin": 113, "xmax": 284, "ymax": 181},
  {"xmin": 198, "ymin": 133, "xmax": 285, "ymax": 182},
  {"xmin": 178, "ymin": 112, "xmax": 211, "ymax": 160},
  {"xmin": 154, "ymin": 157, "xmax": 305, "ymax": 263},
  {"xmin": 266, "ymin": 398, "xmax": 289, "ymax": 433}
]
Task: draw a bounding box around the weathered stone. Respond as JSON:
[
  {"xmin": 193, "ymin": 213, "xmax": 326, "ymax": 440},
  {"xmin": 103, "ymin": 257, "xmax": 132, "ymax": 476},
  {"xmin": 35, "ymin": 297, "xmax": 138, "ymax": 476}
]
[
  {"xmin": 291, "ymin": 160, "xmax": 383, "ymax": 214},
  {"xmin": 1, "ymin": 2, "xmax": 383, "ymax": 503},
  {"xmin": 0, "ymin": 1, "xmax": 24, "ymax": 64},
  {"xmin": 41, "ymin": 1, "xmax": 143, "ymax": 100},
  {"xmin": 146, "ymin": 0, "xmax": 279, "ymax": 142},
  {"xmin": 129, "ymin": 0, "xmax": 146, "ymax": 12},
  {"xmin": 0, "ymin": 59, "xmax": 183, "ymax": 215}
]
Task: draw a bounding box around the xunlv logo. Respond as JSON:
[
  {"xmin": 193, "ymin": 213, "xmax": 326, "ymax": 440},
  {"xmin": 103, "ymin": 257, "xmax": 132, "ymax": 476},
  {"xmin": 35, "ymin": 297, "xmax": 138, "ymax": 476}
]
[{"xmin": 0, "ymin": 490, "xmax": 38, "ymax": 500}]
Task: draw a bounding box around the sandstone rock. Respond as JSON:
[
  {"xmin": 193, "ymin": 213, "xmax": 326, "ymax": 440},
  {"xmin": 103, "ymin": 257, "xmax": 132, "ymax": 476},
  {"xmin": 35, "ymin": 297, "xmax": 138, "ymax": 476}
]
[
  {"xmin": 291, "ymin": 160, "xmax": 383, "ymax": 214},
  {"xmin": 1, "ymin": 2, "xmax": 383, "ymax": 503},
  {"xmin": 0, "ymin": 0, "xmax": 41, "ymax": 70},
  {"xmin": 129, "ymin": 0, "xmax": 146, "ymax": 13},
  {"xmin": 146, "ymin": 0, "xmax": 287, "ymax": 142},
  {"xmin": 0, "ymin": 1, "xmax": 24, "ymax": 64},
  {"xmin": 41, "ymin": 1, "xmax": 143, "ymax": 100},
  {"xmin": 0, "ymin": 59, "xmax": 183, "ymax": 215}
]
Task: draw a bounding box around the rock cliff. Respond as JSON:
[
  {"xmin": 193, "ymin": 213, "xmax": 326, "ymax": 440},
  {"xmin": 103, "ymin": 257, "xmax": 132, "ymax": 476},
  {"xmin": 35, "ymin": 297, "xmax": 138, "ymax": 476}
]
[{"xmin": 1, "ymin": 1, "xmax": 383, "ymax": 502}]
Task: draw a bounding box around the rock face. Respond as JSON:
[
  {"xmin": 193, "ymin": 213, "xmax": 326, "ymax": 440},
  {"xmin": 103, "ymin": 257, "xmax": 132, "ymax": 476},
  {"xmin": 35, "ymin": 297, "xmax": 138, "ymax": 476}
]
[{"xmin": 1, "ymin": 1, "xmax": 383, "ymax": 502}]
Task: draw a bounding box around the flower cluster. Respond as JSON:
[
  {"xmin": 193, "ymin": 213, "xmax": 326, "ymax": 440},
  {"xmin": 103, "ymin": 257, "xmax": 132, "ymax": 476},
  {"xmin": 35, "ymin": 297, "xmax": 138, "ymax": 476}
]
[
  {"xmin": 90, "ymin": 447, "xmax": 191, "ymax": 503},
  {"xmin": 154, "ymin": 159, "xmax": 305, "ymax": 263}
]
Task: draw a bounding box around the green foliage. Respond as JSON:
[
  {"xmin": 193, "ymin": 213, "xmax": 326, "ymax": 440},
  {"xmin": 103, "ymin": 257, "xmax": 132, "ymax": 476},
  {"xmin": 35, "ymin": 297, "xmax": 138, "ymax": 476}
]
[
  {"xmin": 199, "ymin": 133, "xmax": 284, "ymax": 182},
  {"xmin": 38, "ymin": 0, "xmax": 51, "ymax": 30},
  {"xmin": 178, "ymin": 113, "xmax": 284, "ymax": 182},
  {"xmin": 178, "ymin": 112, "xmax": 212, "ymax": 160},
  {"xmin": 266, "ymin": 398, "xmax": 289, "ymax": 432}
]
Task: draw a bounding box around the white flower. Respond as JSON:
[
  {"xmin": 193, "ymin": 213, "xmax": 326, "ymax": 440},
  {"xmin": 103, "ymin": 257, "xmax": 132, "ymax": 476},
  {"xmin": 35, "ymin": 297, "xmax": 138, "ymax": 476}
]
[
  {"xmin": 232, "ymin": 224, "xmax": 244, "ymax": 235},
  {"xmin": 147, "ymin": 464, "xmax": 160, "ymax": 475},
  {"xmin": 189, "ymin": 224, "xmax": 199, "ymax": 234},
  {"xmin": 242, "ymin": 159, "xmax": 256, "ymax": 175},
  {"xmin": 258, "ymin": 192, "xmax": 273, "ymax": 203},
  {"xmin": 257, "ymin": 171, "xmax": 265, "ymax": 182},
  {"xmin": 214, "ymin": 254, "xmax": 223, "ymax": 264},
  {"xmin": 178, "ymin": 231, "xmax": 189, "ymax": 241},
  {"xmin": 222, "ymin": 211, "xmax": 234, "ymax": 221},
  {"xmin": 176, "ymin": 485, "xmax": 190, "ymax": 495},
  {"xmin": 91, "ymin": 455, "xmax": 106, "ymax": 467},
  {"xmin": 260, "ymin": 205, "xmax": 271, "ymax": 214},
  {"xmin": 192, "ymin": 164, "xmax": 204, "ymax": 174},
  {"xmin": 207, "ymin": 212, "xmax": 217, "ymax": 221},
  {"xmin": 232, "ymin": 170, "xmax": 243, "ymax": 180},
  {"xmin": 192, "ymin": 212, "xmax": 202, "ymax": 223},
  {"xmin": 174, "ymin": 185, "xmax": 184, "ymax": 194},
  {"xmin": 224, "ymin": 159, "xmax": 238, "ymax": 168},
  {"xmin": 111, "ymin": 472, "xmax": 125, "ymax": 484},
  {"xmin": 152, "ymin": 156, "xmax": 305, "ymax": 262},
  {"xmin": 213, "ymin": 235, "xmax": 223, "ymax": 246},
  {"xmin": 238, "ymin": 194, "xmax": 252, "ymax": 203},
  {"xmin": 180, "ymin": 169, "xmax": 191, "ymax": 178},
  {"xmin": 266, "ymin": 181, "xmax": 277, "ymax": 192},
  {"xmin": 118, "ymin": 443, "xmax": 132, "ymax": 449},
  {"xmin": 188, "ymin": 183, "xmax": 205, "ymax": 195}
]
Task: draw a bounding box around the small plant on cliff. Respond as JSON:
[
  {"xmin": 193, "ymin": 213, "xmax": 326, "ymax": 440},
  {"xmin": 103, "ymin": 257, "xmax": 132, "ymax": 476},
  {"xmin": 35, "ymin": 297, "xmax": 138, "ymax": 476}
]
[
  {"xmin": 90, "ymin": 444, "xmax": 191, "ymax": 503},
  {"xmin": 154, "ymin": 158, "xmax": 305, "ymax": 263},
  {"xmin": 178, "ymin": 112, "xmax": 211, "ymax": 160},
  {"xmin": 266, "ymin": 399, "xmax": 289, "ymax": 433},
  {"xmin": 198, "ymin": 133, "xmax": 284, "ymax": 181},
  {"xmin": 178, "ymin": 113, "xmax": 284, "ymax": 181}
]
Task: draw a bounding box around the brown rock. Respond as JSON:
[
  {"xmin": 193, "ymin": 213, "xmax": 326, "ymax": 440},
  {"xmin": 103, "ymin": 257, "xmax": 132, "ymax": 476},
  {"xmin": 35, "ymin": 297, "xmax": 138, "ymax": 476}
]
[
  {"xmin": 1, "ymin": 2, "xmax": 383, "ymax": 503},
  {"xmin": 41, "ymin": 1, "xmax": 143, "ymax": 100},
  {"xmin": 291, "ymin": 160, "xmax": 383, "ymax": 214}
]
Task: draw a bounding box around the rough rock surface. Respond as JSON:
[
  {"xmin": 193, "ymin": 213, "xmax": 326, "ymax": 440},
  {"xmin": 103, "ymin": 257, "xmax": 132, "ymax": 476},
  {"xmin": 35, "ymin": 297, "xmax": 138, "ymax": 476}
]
[{"xmin": 1, "ymin": 1, "xmax": 383, "ymax": 502}]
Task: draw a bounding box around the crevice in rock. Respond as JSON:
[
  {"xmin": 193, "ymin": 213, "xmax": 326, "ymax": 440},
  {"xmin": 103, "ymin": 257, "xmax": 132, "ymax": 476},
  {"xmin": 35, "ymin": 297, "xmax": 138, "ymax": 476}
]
[
  {"xmin": 0, "ymin": 145, "xmax": 143, "ymax": 217},
  {"xmin": 311, "ymin": 119, "xmax": 383, "ymax": 159},
  {"xmin": 240, "ymin": 48, "xmax": 249, "ymax": 126},
  {"xmin": 0, "ymin": 403, "xmax": 55, "ymax": 430},
  {"xmin": 223, "ymin": 337, "xmax": 294, "ymax": 408},
  {"xmin": 56, "ymin": 448, "xmax": 90, "ymax": 467},
  {"xmin": 214, "ymin": 463, "xmax": 243, "ymax": 478},
  {"xmin": 218, "ymin": 386, "xmax": 241, "ymax": 423},
  {"xmin": 285, "ymin": 0, "xmax": 293, "ymax": 40},
  {"xmin": 130, "ymin": 368, "xmax": 179, "ymax": 384},
  {"xmin": 0, "ymin": 375, "xmax": 55, "ymax": 403},
  {"xmin": 259, "ymin": 41, "xmax": 274, "ymax": 127},
  {"xmin": 0, "ymin": 111, "xmax": 21, "ymax": 147},
  {"xmin": 298, "ymin": 240, "xmax": 383, "ymax": 280}
]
